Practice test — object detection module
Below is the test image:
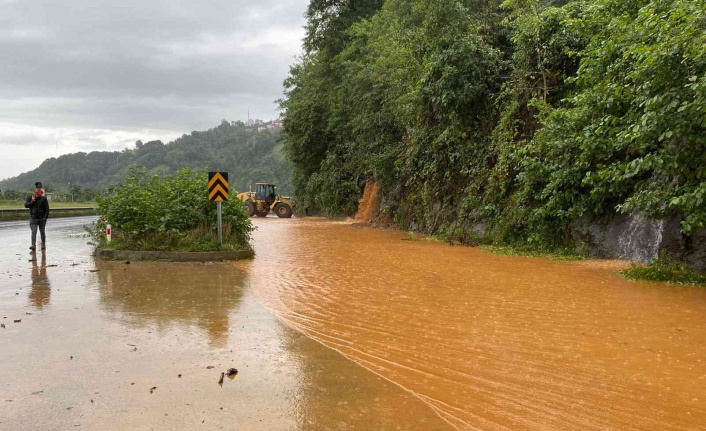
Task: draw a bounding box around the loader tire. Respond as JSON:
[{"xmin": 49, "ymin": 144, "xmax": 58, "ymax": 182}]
[
  {"xmin": 244, "ymin": 201, "xmax": 256, "ymax": 217},
  {"xmin": 274, "ymin": 203, "xmax": 293, "ymax": 218}
]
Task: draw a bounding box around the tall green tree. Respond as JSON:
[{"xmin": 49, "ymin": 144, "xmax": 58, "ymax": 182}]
[{"xmin": 283, "ymin": 0, "xmax": 706, "ymax": 249}]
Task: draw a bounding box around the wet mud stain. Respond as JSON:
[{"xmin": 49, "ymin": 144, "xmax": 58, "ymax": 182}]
[{"xmin": 354, "ymin": 181, "xmax": 380, "ymax": 224}]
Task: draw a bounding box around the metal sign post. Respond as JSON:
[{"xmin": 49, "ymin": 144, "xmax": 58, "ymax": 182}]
[
  {"xmin": 217, "ymin": 201, "xmax": 222, "ymax": 244},
  {"xmin": 208, "ymin": 172, "xmax": 229, "ymax": 245}
]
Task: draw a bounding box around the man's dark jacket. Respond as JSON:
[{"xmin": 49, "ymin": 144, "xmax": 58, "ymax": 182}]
[{"xmin": 25, "ymin": 195, "xmax": 50, "ymax": 220}]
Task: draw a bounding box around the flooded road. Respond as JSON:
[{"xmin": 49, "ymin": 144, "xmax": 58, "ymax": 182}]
[
  {"xmin": 245, "ymin": 218, "xmax": 706, "ymax": 431},
  {"xmin": 1, "ymin": 216, "xmax": 705, "ymax": 430},
  {"xmin": 0, "ymin": 217, "xmax": 447, "ymax": 430}
]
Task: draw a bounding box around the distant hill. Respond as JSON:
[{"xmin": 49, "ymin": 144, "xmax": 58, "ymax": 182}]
[{"xmin": 0, "ymin": 120, "xmax": 293, "ymax": 196}]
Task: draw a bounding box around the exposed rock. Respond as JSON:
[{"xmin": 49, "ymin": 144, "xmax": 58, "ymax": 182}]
[{"xmin": 571, "ymin": 213, "xmax": 705, "ymax": 271}]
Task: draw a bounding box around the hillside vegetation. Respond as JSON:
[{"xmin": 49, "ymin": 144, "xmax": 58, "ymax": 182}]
[
  {"xmin": 0, "ymin": 121, "xmax": 293, "ymax": 196},
  {"xmin": 281, "ymin": 0, "xmax": 706, "ymax": 248}
]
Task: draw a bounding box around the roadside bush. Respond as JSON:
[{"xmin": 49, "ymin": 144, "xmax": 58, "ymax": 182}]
[
  {"xmin": 90, "ymin": 167, "xmax": 253, "ymax": 252},
  {"xmin": 623, "ymin": 254, "xmax": 706, "ymax": 286}
]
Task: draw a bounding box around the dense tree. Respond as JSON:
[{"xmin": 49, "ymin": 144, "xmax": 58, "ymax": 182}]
[
  {"xmin": 517, "ymin": 0, "xmax": 706, "ymax": 235},
  {"xmin": 282, "ymin": 0, "xmax": 706, "ymax": 247}
]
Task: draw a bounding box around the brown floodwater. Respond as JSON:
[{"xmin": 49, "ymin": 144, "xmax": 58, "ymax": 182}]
[
  {"xmin": 1, "ymin": 216, "xmax": 705, "ymax": 430},
  {"xmin": 0, "ymin": 217, "xmax": 448, "ymax": 430},
  {"xmin": 243, "ymin": 217, "xmax": 706, "ymax": 431}
]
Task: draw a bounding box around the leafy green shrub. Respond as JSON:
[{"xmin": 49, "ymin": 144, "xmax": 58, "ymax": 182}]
[
  {"xmin": 511, "ymin": 0, "xmax": 706, "ymax": 238},
  {"xmin": 623, "ymin": 255, "xmax": 706, "ymax": 286},
  {"xmin": 90, "ymin": 167, "xmax": 253, "ymax": 252}
]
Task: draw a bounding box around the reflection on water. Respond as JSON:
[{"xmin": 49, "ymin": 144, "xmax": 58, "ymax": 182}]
[
  {"xmin": 29, "ymin": 251, "xmax": 51, "ymax": 309},
  {"xmin": 247, "ymin": 217, "xmax": 706, "ymax": 431},
  {"xmin": 82, "ymin": 258, "xmax": 447, "ymax": 430},
  {"xmin": 95, "ymin": 261, "xmax": 246, "ymax": 347}
]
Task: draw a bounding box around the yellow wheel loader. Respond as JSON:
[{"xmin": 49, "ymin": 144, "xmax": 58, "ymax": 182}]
[{"xmin": 236, "ymin": 183, "xmax": 296, "ymax": 218}]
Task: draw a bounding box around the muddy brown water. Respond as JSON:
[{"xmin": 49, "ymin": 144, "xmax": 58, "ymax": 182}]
[
  {"xmin": 1, "ymin": 216, "xmax": 705, "ymax": 430},
  {"xmin": 244, "ymin": 217, "xmax": 706, "ymax": 431}
]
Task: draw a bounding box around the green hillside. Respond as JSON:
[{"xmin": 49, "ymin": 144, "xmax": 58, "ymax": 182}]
[
  {"xmin": 0, "ymin": 120, "xmax": 293, "ymax": 197},
  {"xmin": 282, "ymin": 0, "xmax": 706, "ymax": 245}
]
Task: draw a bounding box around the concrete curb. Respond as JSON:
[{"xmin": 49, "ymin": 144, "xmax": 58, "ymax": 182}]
[{"xmin": 95, "ymin": 248, "xmax": 254, "ymax": 262}]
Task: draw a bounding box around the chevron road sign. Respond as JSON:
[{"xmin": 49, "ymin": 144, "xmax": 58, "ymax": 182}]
[
  {"xmin": 208, "ymin": 171, "xmax": 229, "ymax": 202},
  {"xmin": 208, "ymin": 171, "xmax": 229, "ymax": 244}
]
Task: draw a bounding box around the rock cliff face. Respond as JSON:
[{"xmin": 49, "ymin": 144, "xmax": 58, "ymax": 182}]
[{"xmin": 572, "ymin": 214, "xmax": 706, "ymax": 271}]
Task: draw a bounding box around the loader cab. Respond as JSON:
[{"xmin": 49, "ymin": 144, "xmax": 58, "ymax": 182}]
[{"xmin": 255, "ymin": 183, "xmax": 277, "ymax": 204}]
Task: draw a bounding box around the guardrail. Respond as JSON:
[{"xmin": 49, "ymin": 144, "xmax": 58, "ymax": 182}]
[
  {"xmin": 0, "ymin": 207, "xmax": 97, "ymax": 213},
  {"xmin": 0, "ymin": 207, "xmax": 98, "ymax": 220}
]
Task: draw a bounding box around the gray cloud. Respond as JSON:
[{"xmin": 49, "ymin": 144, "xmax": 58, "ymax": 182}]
[{"xmin": 0, "ymin": 0, "xmax": 307, "ymax": 177}]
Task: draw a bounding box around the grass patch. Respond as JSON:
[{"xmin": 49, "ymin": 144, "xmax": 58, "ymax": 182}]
[
  {"xmin": 623, "ymin": 257, "xmax": 706, "ymax": 286},
  {"xmin": 400, "ymin": 229, "xmax": 587, "ymax": 261},
  {"xmin": 400, "ymin": 232, "xmax": 447, "ymax": 243},
  {"xmin": 0, "ymin": 208, "xmax": 97, "ymax": 221},
  {"xmin": 480, "ymin": 245, "xmax": 587, "ymax": 261},
  {"xmin": 0, "ymin": 200, "xmax": 96, "ymax": 209}
]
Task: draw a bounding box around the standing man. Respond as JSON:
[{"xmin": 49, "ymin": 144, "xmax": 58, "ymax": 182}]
[{"xmin": 25, "ymin": 181, "xmax": 49, "ymax": 250}]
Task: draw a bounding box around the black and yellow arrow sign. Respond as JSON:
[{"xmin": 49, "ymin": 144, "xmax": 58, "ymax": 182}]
[{"xmin": 208, "ymin": 171, "xmax": 229, "ymax": 202}]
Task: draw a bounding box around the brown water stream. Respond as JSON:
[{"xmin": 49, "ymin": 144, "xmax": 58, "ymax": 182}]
[{"xmin": 244, "ymin": 217, "xmax": 706, "ymax": 431}]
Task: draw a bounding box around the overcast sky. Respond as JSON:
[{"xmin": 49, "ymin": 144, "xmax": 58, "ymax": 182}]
[{"xmin": 0, "ymin": 0, "xmax": 309, "ymax": 180}]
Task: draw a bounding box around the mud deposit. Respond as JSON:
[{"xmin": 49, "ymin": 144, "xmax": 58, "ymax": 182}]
[
  {"xmin": 245, "ymin": 218, "xmax": 706, "ymax": 431},
  {"xmin": 1, "ymin": 216, "xmax": 705, "ymax": 430}
]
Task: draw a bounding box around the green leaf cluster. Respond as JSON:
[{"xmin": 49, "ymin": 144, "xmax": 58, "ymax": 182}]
[
  {"xmin": 623, "ymin": 254, "xmax": 706, "ymax": 286},
  {"xmin": 92, "ymin": 167, "xmax": 253, "ymax": 252},
  {"xmin": 513, "ymin": 0, "xmax": 706, "ymax": 238}
]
